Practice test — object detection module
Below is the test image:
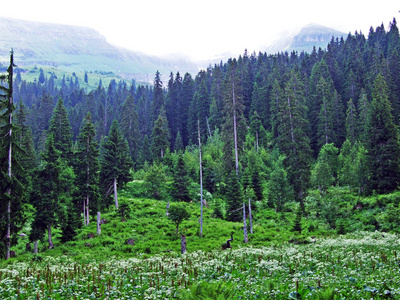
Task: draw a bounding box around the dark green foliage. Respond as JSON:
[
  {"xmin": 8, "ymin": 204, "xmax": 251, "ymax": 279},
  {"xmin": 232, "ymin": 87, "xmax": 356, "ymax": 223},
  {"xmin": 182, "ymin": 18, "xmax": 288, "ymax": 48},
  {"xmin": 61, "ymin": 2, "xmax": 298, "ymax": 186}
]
[
  {"xmin": 0, "ymin": 50, "xmax": 27, "ymax": 259},
  {"xmin": 277, "ymin": 71, "xmax": 312, "ymax": 203},
  {"xmin": 74, "ymin": 113, "xmax": 100, "ymax": 223},
  {"xmin": 266, "ymin": 151, "xmax": 293, "ymax": 212},
  {"xmin": 151, "ymin": 71, "xmax": 164, "ymax": 124},
  {"xmin": 167, "ymin": 203, "xmax": 190, "ymax": 235},
  {"xmin": 144, "ymin": 163, "xmax": 167, "ymax": 199},
  {"xmin": 151, "ymin": 107, "xmax": 170, "ymax": 161},
  {"xmin": 30, "ymin": 134, "xmax": 62, "ymax": 248},
  {"xmin": 172, "ymin": 153, "xmax": 191, "ymax": 202},
  {"xmin": 366, "ymin": 74, "xmax": 400, "ymax": 194},
  {"xmin": 120, "ymin": 95, "xmax": 140, "ymax": 163},
  {"xmin": 225, "ymin": 170, "xmax": 244, "ymax": 222},
  {"xmin": 100, "ymin": 120, "xmax": 133, "ymax": 208},
  {"xmin": 60, "ymin": 201, "xmax": 81, "ymax": 243},
  {"xmin": 48, "ymin": 98, "xmax": 73, "ymax": 163},
  {"xmin": 292, "ymin": 207, "xmax": 302, "ymax": 233},
  {"xmin": 180, "ymin": 281, "xmax": 236, "ymax": 300}
]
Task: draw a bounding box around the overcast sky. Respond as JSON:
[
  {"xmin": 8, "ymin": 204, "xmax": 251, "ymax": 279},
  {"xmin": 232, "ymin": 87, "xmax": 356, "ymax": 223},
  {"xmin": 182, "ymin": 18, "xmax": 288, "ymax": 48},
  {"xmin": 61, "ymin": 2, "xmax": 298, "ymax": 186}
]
[{"xmin": 1, "ymin": 0, "xmax": 399, "ymax": 60}]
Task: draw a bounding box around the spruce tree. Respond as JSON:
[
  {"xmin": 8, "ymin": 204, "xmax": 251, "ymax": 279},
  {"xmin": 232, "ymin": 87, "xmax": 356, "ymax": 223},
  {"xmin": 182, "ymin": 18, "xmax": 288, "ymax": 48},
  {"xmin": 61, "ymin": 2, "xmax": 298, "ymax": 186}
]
[
  {"xmin": 345, "ymin": 99, "xmax": 358, "ymax": 145},
  {"xmin": 225, "ymin": 169, "xmax": 244, "ymax": 222},
  {"xmin": 0, "ymin": 50, "xmax": 26, "ymax": 259},
  {"xmin": 48, "ymin": 97, "xmax": 73, "ymax": 163},
  {"xmin": 151, "ymin": 71, "xmax": 164, "ymax": 124},
  {"xmin": 100, "ymin": 120, "xmax": 133, "ymax": 209},
  {"xmin": 30, "ymin": 134, "xmax": 62, "ymax": 249},
  {"xmin": 151, "ymin": 107, "xmax": 170, "ymax": 161},
  {"xmin": 120, "ymin": 95, "xmax": 140, "ymax": 163},
  {"xmin": 221, "ymin": 59, "xmax": 246, "ymax": 176},
  {"xmin": 366, "ymin": 74, "xmax": 400, "ymax": 193},
  {"xmin": 266, "ymin": 151, "xmax": 293, "ymax": 212},
  {"xmin": 74, "ymin": 113, "xmax": 100, "ymax": 226},
  {"xmin": 172, "ymin": 153, "xmax": 191, "ymax": 202},
  {"xmin": 277, "ymin": 71, "xmax": 311, "ymax": 204}
]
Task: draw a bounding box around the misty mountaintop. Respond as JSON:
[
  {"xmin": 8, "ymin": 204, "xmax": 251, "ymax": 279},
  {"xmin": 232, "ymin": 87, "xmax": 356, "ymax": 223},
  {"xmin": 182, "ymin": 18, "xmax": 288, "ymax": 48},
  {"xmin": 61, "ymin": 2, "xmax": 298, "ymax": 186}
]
[{"xmin": 0, "ymin": 17, "xmax": 345, "ymax": 83}]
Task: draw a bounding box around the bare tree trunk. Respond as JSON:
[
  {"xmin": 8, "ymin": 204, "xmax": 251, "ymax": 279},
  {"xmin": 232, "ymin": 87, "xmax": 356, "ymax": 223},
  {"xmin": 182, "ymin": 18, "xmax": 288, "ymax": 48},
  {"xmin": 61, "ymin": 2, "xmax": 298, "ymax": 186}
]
[
  {"xmin": 248, "ymin": 197, "xmax": 253, "ymax": 234},
  {"xmin": 198, "ymin": 120, "xmax": 204, "ymax": 237},
  {"xmin": 86, "ymin": 160, "xmax": 90, "ymax": 225},
  {"xmin": 114, "ymin": 177, "xmax": 118, "ymax": 209},
  {"xmin": 5, "ymin": 53, "xmax": 14, "ymax": 260},
  {"xmin": 206, "ymin": 116, "xmax": 212, "ymax": 142},
  {"xmin": 232, "ymin": 82, "xmax": 239, "ymax": 176},
  {"xmin": 33, "ymin": 240, "xmax": 38, "ymax": 254},
  {"xmin": 97, "ymin": 211, "xmax": 101, "ymax": 235},
  {"xmin": 86, "ymin": 195, "xmax": 90, "ymax": 225},
  {"xmin": 181, "ymin": 235, "xmax": 187, "ymax": 254},
  {"xmin": 83, "ymin": 200, "xmax": 86, "ymax": 226},
  {"xmin": 256, "ymin": 131, "xmax": 259, "ymax": 152},
  {"xmin": 47, "ymin": 224, "xmax": 54, "ymax": 249},
  {"xmin": 243, "ymin": 202, "xmax": 248, "ymax": 243}
]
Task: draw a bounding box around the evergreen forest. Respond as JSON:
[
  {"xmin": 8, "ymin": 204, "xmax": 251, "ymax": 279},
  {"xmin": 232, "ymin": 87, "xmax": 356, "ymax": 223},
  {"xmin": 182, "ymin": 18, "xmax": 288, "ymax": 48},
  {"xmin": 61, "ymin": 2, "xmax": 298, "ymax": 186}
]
[{"xmin": 1, "ymin": 19, "xmax": 400, "ymax": 299}]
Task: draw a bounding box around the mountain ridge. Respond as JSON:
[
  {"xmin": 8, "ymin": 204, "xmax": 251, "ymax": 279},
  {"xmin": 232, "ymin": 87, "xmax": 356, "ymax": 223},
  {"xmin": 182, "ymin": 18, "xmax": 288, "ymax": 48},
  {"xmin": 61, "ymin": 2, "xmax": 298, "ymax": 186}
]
[{"xmin": 0, "ymin": 17, "xmax": 347, "ymax": 82}]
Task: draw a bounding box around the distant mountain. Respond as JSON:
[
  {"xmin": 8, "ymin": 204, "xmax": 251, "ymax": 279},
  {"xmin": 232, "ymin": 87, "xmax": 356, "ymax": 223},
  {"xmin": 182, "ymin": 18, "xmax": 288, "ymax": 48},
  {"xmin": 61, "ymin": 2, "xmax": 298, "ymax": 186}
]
[
  {"xmin": 266, "ymin": 24, "xmax": 347, "ymax": 54},
  {"xmin": 0, "ymin": 18, "xmax": 348, "ymax": 83},
  {"xmin": 0, "ymin": 17, "xmax": 199, "ymax": 83}
]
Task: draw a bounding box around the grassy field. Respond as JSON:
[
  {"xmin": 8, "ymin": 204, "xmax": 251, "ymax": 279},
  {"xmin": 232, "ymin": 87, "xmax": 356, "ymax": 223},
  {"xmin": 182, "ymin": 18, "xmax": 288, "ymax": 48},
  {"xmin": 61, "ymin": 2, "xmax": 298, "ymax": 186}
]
[
  {"xmin": 1, "ymin": 182, "xmax": 400, "ymax": 299},
  {"xmin": 0, "ymin": 232, "xmax": 399, "ymax": 299}
]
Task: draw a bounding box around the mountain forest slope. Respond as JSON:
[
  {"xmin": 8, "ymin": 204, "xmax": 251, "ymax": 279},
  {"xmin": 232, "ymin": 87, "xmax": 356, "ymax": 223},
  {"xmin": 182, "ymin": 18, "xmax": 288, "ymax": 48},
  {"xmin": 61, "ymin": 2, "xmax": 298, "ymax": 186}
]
[{"xmin": 1, "ymin": 17, "xmax": 400, "ymax": 299}]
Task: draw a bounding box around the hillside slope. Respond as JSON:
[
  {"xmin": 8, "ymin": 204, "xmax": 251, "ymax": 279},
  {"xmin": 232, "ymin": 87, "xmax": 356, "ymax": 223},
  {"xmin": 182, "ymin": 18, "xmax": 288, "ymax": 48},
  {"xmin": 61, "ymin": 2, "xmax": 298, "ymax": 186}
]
[{"xmin": 0, "ymin": 17, "xmax": 198, "ymax": 82}]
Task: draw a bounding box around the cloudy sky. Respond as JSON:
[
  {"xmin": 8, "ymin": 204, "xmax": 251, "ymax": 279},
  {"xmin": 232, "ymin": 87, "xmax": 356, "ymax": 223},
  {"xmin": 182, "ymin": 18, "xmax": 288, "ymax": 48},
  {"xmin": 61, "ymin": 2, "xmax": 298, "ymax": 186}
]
[{"xmin": 0, "ymin": 0, "xmax": 399, "ymax": 60}]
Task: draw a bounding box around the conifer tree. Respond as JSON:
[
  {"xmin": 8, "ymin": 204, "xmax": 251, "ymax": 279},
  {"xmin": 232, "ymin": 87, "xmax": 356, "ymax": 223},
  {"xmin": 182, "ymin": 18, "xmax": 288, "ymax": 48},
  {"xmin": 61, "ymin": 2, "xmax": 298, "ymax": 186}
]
[
  {"xmin": 30, "ymin": 134, "xmax": 62, "ymax": 249},
  {"xmin": 138, "ymin": 134, "xmax": 152, "ymax": 166},
  {"xmin": 225, "ymin": 169, "xmax": 244, "ymax": 222},
  {"xmin": 172, "ymin": 153, "xmax": 191, "ymax": 202},
  {"xmin": 120, "ymin": 95, "xmax": 140, "ymax": 163},
  {"xmin": 48, "ymin": 97, "xmax": 73, "ymax": 163},
  {"xmin": 180, "ymin": 73, "xmax": 195, "ymax": 147},
  {"xmin": 151, "ymin": 71, "xmax": 164, "ymax": 124},
  {"xmin": 345, "ymin": 99, "xmax": 358, "ymax": 145},
  {"xmin": 277, "ymin": 71, "xmax": 311, "ymax": 204},
  {"xmin": 366, "ymin": 74, "xmax": 400, "ymax": 193},
  {"xmin": 357, "ymin": 88, "xmax": 369, "ymax": 143},
  {"xmin": 74, "ymin": 113, "xmax": 100, "ymax": 226},
  {"xmin": 151, "ymin": 107, "xmax": 170, "ymax": 161},
  {"xmin": 209, "ymin": 67, "xmax": 224, "ymax": 132},
  {"xmin": 266, "ymin": 151, "xmax": 293, "ymax": 212},
  {"xmin": 0, "ymin": 50, "xmax": 25, "ymax": 259},
  {"xmin": 221, "ymin": 59, "xmax": 246, "ymax": 176},
  {"xmin": 100, "ymin": 120, "xmax": 133, "ymax": 209}
]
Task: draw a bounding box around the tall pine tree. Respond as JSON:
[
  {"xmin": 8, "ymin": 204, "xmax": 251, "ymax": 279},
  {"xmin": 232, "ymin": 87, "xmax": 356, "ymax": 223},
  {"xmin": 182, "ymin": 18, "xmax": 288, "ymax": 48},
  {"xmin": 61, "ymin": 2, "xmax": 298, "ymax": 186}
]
[
  {"xmin": 366, "ymin": 74, "xmax": 400, "ymax": 193},
  {"xmin": 100, "ymin": 120, "xmax": 133, "ymax": 209}
]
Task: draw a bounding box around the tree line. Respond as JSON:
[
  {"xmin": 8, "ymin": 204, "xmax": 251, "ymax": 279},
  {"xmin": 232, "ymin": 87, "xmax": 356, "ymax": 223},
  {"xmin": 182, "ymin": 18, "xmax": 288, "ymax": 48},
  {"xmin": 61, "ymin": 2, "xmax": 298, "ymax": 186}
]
[{"xmin": 1, "ymin": 19, "xmax": 400, "ymax": 259}]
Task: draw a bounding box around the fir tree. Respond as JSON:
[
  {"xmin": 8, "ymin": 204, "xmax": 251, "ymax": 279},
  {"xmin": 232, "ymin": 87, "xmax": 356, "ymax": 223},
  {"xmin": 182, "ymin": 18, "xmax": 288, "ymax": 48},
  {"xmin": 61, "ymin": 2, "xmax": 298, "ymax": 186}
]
[
  {"xmin": 366, "ymin": 74, "xmax": 400, "ymax": 193},
  {"xmin": 172, "ymin": 153, "xmax": 191, "ymax": 202},
  {"xmin": 0, "ymin": 50, "xmax": 26, "ymax": 259},
  {"xmin": 151, "ymin": 71, "xmax": 164, "ymax": 124},
  {"xmin": 221, "ymin": 59, "xmax": 246, "ymax": 176},
  {"xmin": 30, "ymin": 134, "xmax": 62, "ymax": 249},
  {"xmin": 120, "ymin": 95, "xmax": 140, "ymax": 164},
  {"xmin": 48, "ymin": 98, "xmax": 73, "ymax": 163},
  {"xmin": 277, "ymin": 71, "xmax": 311, "ymax": 204},
  {"xmin": 74, "ymin": 113, "xmax": 100, "ymax": 227},
  {"xmin": 225, "ymin": 169, "xmax": 244, "ymax": 222},
  {"xmin": 345, "ymin": 99, "xmax": 358, "ymax": 145},
  {"xmin": 151, "ymin": 107, "xmax": 170, "ymax": 161},
  {"xmin": 100, "ymin": 120, "xmax": 133, "ymax": 209}
]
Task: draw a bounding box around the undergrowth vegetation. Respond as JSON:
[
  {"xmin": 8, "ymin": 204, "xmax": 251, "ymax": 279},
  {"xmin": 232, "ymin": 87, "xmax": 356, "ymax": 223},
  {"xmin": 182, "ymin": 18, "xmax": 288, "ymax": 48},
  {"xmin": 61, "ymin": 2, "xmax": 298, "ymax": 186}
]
[
  {"xmin": 2, "ymin": 180, "xmax": 400, "ymax": 299},
  {"xmin": 0, "ymin": 232, "xmax": 399, "ymax": 299}
]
